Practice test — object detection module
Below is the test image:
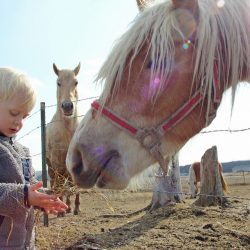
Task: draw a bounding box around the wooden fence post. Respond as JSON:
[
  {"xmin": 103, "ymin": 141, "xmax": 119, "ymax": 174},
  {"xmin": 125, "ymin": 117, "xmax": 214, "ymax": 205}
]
[
  {"xmin": 242, "ymin": 171, "xmax": 246, "ymax": 185},
  {"xmin": 194, "ymin": 146, "xmax": 228, "ymax": 207}
]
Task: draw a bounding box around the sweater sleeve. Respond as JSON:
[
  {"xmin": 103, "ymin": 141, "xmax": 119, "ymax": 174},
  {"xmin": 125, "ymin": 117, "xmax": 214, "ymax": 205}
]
[
  {"xmin": 0, "ymin": 183, "xmax": 26, "ymax": 216},
  {"xmin": 22, "ymin": 145, "xmax": 38, "ymax": 185},
  {"xmin": 0, "ymin": 142, "xmax": 28, "ymax": 216}
]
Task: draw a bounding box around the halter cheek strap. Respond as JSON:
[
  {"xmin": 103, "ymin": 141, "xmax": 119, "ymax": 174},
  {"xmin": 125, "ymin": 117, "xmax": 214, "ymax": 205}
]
[
  {"xmin": 91, "ymin": 89, "xmax": 204, "ymax": 174},
  {"xmin": 207, "ymin": 63, "xmax": 222, "ymax": 124},
  {"xmin": 91, "ymin": 66, "xmax": 221, "ymax": 175}
]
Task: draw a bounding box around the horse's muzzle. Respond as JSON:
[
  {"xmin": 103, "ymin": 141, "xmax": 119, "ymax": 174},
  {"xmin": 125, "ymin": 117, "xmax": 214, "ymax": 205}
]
[{"xmin": 61, "ymin": 101, "xmax": 74, "ymax": 115}]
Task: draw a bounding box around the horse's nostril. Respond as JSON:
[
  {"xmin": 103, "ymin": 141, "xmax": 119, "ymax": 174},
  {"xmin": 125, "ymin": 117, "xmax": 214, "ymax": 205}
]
[
  {"xmin": 67, "ymin": 146, "xmax": 84, "ymax": 176},
  {"xmin": 72, "ymin": 163, "xmax": 83, "ymax": 175},
  {"xmin": 61, "ymin": 101, "xmax": 73, "ymax": 111}
]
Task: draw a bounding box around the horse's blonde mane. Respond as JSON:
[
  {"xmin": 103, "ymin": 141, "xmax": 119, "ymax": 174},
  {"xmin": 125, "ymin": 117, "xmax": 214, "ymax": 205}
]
[
  {"xmin": 96, "ymin": 0, "xmax": 250, "ymax": 112},
  {"xmin": 194, "ymin": 0, "xmax": 250, "ymax": 117}
]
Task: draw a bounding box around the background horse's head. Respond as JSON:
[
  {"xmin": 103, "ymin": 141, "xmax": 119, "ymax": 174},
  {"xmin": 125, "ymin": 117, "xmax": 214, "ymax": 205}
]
[
  {"xmin": 53, "ymin": 63, "xmax": 80, "ymax": 117},
  {"xmin": 67, "ymin": 0, "xmax": 250, "ymax": 190}
]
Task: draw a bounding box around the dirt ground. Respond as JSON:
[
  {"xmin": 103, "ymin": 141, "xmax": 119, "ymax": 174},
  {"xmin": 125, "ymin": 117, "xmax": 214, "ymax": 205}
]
[{"xmin": 36, "ymin": 178, "xmax": 250, "ymax": 250}]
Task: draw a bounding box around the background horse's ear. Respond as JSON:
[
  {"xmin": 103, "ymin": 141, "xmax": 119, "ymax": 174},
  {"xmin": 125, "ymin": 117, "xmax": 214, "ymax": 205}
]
[
  {"xmin": 53, "ymin": 63, "xmax": 60, "ymax": 76},
  {"xmin": 136, "ymin": 0, "xmax": 148, "ymax": 12},
  {"xmin": 172, "ymin": 0, "xmax": 198, "ymax": 12},
  {"xmin": 73, "ymin": 62, "xmax": 81, "ymax": 76}
]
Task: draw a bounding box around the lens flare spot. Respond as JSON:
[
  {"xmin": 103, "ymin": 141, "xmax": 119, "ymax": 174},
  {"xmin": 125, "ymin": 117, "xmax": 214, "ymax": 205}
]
[
  {"xmin": 144, "ymin": 77, "xmax": 162, "ymax": 99},
  {"xmin": 217, "ymin": 0, "xmax": 225, "ymax": 8},
  {"xmin": 95, "ymin": 146, "xmax": 105, "ymax": 155},
  {"xmin": 182, "ymin": 40, "xmax": 192, "ymax": 50},
  {"xmin": 153, "ymin": 77, "xmax": 161, "ymax": 85},
  {"xmin": 150, "ymin": 77, "xmax": 161, "ymax": 91}
]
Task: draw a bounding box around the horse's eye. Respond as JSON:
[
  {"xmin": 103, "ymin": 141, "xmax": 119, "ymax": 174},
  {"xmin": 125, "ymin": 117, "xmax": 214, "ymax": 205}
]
[
  {"xmin": 75, "ymin": 80, "xmax": 78, "ymax": 86},
  {"xmin": 147, "ymin": 60, "xmax": 153, "ymax": 69},
  {"xmin": 147, "ymin": 58, "xmax": 168, "ymax": 70},
  {"xmin": 57, "ymin": 80, "xmax": 61, "ymax": 86}
]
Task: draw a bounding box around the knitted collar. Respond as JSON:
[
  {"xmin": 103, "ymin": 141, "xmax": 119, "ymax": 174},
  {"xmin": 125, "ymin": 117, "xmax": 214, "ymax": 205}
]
[{"xmin": 0, "ymin": 133, "xmax": 15, "ymax": 143}]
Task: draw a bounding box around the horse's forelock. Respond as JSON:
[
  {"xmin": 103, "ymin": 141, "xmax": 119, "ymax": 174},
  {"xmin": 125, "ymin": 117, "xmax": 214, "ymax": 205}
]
[
  {"xmin": 97, "ymin": 0, "xmax": 250, "ymax": 112},
  {"xmin": 97, "ymin": 1, "xmax": 176, "ymax": 104}
]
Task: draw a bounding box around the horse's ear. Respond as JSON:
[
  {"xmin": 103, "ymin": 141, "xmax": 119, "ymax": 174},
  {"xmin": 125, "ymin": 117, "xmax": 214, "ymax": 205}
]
[
  {"xmin": 74, "ymin": 62, "xmax": 81, "ymax": 76},
  {"xmin": 172, "ymin": 0, "xmax": 199, "ymax": 37},
  {"xmin": 172, "ymin": 0, "xmax": 198, "ymax": 13},
  {"xmin": 136, "ymin": 0, "xmax": 147, "ymax": 12},
  {"xmin": 53, "ymin": 63, "xmax": 60, "ymax": 76}
]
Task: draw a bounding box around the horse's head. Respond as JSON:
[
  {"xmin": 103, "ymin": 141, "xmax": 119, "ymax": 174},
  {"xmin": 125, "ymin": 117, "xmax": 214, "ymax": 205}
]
[
  {"xmin": 53, "ymin": 63, "xmax": 80, "ymax": 117},
  {"xmin": 67, "ymin": 0, "xmax": 250, "ymax": 189}
]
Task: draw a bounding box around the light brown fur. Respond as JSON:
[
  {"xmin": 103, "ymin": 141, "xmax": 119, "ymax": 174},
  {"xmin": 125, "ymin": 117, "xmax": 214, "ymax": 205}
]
[
  {"xmin": 66, "ymin": 0, "xmax": 250, "ymax": 190},
  {"xmin": 46, "ymin": 63, "xmax": 81, "ymax": 215}
]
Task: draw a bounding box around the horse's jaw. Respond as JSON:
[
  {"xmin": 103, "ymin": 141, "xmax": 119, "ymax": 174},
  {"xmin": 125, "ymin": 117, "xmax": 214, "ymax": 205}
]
[
  {"xmin": 67, "ymin": 144, "xmax": 129, "ymax": 189},
  {"xmin": 66, "ymin": 114, "xmax": 157, "ymax": 189}
]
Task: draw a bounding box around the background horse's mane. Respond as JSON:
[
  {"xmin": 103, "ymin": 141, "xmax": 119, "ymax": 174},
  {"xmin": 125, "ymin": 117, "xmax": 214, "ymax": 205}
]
[{"xmin": 96, "ymin": 0, "xmax": 250, "ymax": 114}]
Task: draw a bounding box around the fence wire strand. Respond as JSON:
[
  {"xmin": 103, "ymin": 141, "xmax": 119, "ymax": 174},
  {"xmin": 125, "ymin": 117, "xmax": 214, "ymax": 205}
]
[
  {"xmin": 19, "ymin": 94, "xmax": 250, "ymax": 140},
  {"xmin": 201, "ymin": 127, "xmax": 250, "ymax": 133},
  {"xmin": 16, "ymin": 96, "xmax": 250, "ymax": 204},
  {"xmin": 154, "ymin": 190, "xmax": 250, "ymax": 202}
]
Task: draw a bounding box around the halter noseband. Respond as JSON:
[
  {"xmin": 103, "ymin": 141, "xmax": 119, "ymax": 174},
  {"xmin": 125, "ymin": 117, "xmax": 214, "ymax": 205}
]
[{"xmin": 91, "ymin": 65, "xmax": 221, "ymax": 175}]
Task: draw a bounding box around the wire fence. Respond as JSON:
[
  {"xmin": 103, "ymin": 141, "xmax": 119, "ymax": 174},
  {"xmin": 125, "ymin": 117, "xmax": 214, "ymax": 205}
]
[
  {"xmin": 16, "ymin": 96, "xmax": 250, "ymax": 204},
  {"xmin": 17, "ymin": 96, "xmax": 250, "ymax": 159},
  {"xmin": 127, "ymin": 171, "xmax": 250, "ymax": 192},
  {"xmin": 17, "ymin": 96, "xmax": 98, "ymax": 143}
]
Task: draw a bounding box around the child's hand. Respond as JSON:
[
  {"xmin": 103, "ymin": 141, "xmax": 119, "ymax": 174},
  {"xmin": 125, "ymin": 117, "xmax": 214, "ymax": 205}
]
[{"xmin": 27, "ymin": 181, "xmax": 68, "ymax": 215}]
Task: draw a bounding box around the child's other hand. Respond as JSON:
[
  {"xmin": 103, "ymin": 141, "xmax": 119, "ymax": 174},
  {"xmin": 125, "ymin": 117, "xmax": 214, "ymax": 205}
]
[{"xmin": 28, "ymin": 181, "xmax": 68, "ymax": 215}]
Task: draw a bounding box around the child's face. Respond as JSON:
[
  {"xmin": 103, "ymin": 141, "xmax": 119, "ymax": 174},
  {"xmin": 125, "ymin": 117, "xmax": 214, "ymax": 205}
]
[{"xmin": 0, "ymin": 93, "xmax": 31, "ymax": 137}]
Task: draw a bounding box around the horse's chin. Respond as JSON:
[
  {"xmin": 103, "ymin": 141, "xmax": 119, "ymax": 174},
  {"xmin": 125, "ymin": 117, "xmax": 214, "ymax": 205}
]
[
  {"xmin": 63, "ymin": 112, "xmax": 73, "ymax": 117},
  {"xmin": 69, "ymin": 153, "xmax": 129, "ymax": 190},
  {"xmin": 72, "ymin": 170, "xmax": 129, "ymax": 190},
  {"xmin": 96, "ymin": 168, "xmax": 129, "ymax": 189}
]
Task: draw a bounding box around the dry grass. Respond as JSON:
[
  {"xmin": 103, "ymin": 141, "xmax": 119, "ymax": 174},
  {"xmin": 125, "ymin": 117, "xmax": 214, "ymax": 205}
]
[{"xmin": 35, "ymin": 173, "xmax": 250, "ymax": 249}]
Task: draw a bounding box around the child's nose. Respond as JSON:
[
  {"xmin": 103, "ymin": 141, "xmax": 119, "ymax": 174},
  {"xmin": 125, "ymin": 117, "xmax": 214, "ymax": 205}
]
[{"xmin": 14, "ymin": 117, "xmax": 23, "ymax": 127}]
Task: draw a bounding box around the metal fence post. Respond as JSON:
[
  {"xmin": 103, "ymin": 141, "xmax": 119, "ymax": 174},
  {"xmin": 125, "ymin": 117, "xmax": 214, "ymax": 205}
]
[
  {"xmin": 243, "ymin": 171, "xmax": 246, "ymax": 184},
  {"xmin": 40, "ymin": 102, "xmax": 49, "ymax": 226}
]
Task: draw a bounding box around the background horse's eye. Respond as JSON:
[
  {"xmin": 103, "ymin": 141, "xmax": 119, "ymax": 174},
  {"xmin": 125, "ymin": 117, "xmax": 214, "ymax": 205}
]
[
  {"xmin": 75, "ymin": 80, "xmax": 78, "ymax": 86},
  {"xmin": 57, "ymin": 80, "xmax": 61, "ymax": 86}
]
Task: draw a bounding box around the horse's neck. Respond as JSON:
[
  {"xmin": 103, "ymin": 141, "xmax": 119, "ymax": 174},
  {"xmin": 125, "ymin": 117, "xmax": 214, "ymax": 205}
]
[{"xmin": 54, "ymin": 109, "xmax": 79, "ymax": 136}]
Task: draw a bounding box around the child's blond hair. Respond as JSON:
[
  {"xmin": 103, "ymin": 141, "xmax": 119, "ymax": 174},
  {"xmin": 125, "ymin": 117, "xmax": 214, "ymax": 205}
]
[{"xmin": 0, "ymin": 67, "xmax": 37, "ymax": 111}]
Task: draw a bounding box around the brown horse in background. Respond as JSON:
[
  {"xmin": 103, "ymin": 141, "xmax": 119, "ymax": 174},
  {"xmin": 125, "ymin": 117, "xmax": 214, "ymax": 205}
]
[
  {"xmin": 188, "ymin": 162, "xmax": 228, "ymax": 198},
  {"xmin": 46, "ymin": 63, "xmax": 81, "ymax": 216}
]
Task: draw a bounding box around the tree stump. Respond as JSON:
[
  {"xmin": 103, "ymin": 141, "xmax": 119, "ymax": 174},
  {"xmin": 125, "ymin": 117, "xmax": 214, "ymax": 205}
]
[
  {"xmin": 150, "ymin": 154, "xmax": 184, "ymax": 211},
  {"xmin": 194, "ymin": 146, "xmax": 228, "ymax": 207}
]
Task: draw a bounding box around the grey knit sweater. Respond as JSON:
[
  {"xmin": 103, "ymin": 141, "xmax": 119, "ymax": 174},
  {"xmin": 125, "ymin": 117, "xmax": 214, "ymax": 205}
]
[{"xmin": 0, "ymin": 135, "xmax": 37, "ymax": 249}]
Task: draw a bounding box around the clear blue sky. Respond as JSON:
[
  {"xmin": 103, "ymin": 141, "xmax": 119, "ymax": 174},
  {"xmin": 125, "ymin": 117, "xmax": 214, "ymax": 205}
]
[{"xmin": 1, "ymin": 0, "xmax": 250, "ymax": 170}]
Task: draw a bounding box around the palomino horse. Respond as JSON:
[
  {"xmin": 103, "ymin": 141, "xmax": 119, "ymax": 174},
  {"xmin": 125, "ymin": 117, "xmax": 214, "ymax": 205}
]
[
  {"xmin": 46, "ymin": 63, "xmax": 81, "ymax": 216},
  {"xmin": 188, "ymin": 162, "xmax": 227, "ymax": 198},
  {"xmin": 66, "ymin": 0, "xmax": 250, "ymax": 191}
]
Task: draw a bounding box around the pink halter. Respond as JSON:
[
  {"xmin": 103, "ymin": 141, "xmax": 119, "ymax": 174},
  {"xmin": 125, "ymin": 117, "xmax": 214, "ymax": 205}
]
[{"xmin": 91, "ymin": 65, "xmax": 221, "ymax": 174}]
